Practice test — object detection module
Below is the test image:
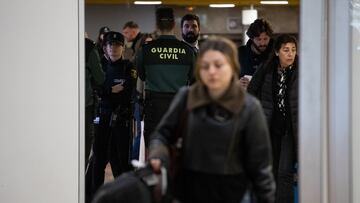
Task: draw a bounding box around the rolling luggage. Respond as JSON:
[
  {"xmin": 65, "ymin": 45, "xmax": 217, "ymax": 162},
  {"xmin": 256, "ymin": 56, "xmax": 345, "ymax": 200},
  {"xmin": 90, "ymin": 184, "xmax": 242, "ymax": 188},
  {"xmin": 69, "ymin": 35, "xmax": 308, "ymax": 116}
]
[{"xmin": 92, "ymin": 164, "xmax": 172, "ymax": 203}]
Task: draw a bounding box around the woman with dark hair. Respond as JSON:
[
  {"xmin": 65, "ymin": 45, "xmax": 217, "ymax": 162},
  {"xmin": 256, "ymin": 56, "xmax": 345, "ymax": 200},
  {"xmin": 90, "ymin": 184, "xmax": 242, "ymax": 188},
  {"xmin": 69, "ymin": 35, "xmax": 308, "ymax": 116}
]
[
  {"xmin": 148, "ymin": 36, "xmax": 275, "ymax": 203},
  {"xmin": 248, "ymin": 34, "xmax": 298, "ymax": 203}
]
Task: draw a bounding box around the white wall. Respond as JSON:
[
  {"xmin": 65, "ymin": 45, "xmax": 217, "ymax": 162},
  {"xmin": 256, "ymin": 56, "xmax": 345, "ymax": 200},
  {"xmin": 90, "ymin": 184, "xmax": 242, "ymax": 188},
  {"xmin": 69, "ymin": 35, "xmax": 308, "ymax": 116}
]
[
  {"xmin": 300, "ymin": 0, "xmax": 355, "ymax": 202},
  {"xmin": 299, "ymin": 0, "xmax": 327, "ymax": 202},
  {"xmin": 0, "ymin": 0, "xmax": 81, "ymax": 202}
]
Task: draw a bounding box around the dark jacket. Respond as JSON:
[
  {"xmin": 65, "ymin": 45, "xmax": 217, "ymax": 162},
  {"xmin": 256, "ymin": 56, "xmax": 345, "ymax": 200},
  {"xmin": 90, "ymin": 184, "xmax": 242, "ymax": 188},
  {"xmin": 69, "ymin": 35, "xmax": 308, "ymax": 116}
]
[
  {"xmin": 85, "ymin": 38, "xmax": 105, "ymax": 107},
  {"xmin": 238, "ymin": 39, "xmax": 273, "ymax": 77},
  {"xmin": 101, "ymin": 58, "xmax": 135, "ymax": 111},
  {"xmin": 149, "ymin": 80, "xmax": 275, "ymax": 202},
  {"xmin": 247, "ymin": 58, "xmax": 299, "ymax": 153}
]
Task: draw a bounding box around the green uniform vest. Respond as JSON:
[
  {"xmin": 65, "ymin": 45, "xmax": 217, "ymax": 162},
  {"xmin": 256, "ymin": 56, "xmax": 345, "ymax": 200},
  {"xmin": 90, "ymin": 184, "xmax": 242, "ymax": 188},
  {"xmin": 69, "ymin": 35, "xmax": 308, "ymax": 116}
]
[{"xmin": 137, "ymin": 35, "xmax": 195, "ymax": 93}]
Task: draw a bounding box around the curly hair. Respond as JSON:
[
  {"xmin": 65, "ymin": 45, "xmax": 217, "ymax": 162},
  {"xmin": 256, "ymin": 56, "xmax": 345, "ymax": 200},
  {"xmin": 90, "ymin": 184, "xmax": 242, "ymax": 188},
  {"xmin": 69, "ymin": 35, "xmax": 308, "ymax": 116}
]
[
  {"xmin": 181, "ymin": 14, "xmax": 200, "ymax": 29},
  {"xmin": 246, "ymin": 18, "xmax": 273, "ymax": 39}
]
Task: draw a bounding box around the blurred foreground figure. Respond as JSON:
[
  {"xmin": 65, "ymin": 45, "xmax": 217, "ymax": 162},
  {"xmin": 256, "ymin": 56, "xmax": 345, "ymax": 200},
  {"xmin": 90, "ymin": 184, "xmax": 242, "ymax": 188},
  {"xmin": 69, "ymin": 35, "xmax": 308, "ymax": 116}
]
[{"xmin": 149, "ymin": 36, "xmax": 275, "ymax": 203}]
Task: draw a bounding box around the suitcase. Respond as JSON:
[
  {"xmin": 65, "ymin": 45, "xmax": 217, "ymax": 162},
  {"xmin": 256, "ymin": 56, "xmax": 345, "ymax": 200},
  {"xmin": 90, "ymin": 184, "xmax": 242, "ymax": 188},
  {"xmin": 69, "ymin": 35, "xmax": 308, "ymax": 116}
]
[{"xmin": 91, "ymin": 165, "xmax": 172, "ymax": 203}]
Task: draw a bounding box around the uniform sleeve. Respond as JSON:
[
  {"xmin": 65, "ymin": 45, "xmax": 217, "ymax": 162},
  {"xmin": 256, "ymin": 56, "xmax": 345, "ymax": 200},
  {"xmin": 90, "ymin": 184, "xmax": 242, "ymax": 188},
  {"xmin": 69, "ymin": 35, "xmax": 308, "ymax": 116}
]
[
  {"xmin": 148, "ymin": 87, "xmax": 189, "ymax": 167},
  {"xmin": 243, "ymin": 97, "xmax": 275, "ymax": 203},
  {"xmin": 88, "ymin": 48, "xmax": 105, "ymax": 86},
  {"xmin": 136, "ymin": 47, "xmax": 145, "ymax": 81}
]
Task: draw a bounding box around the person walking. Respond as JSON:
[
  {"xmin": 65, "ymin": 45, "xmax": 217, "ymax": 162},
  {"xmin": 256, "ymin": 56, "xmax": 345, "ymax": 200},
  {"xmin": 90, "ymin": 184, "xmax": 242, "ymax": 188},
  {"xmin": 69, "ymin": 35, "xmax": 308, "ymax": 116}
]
[
  {"xmin": 238, "ymin": 19, "xmax": 274, "ymax": 89},
  {"xmin": 248, "ymin": 34, "xmax": 298, "ymax": 203},
  {"xmin": 149, "ymin": 36, "xmax": 275, "ymax": 203}
]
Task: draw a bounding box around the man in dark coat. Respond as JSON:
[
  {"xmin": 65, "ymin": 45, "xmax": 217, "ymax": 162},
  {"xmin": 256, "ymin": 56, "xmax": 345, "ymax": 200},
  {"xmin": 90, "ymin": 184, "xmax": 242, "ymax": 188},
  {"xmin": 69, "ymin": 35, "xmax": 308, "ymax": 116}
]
[
  {"xmin": 181, "ymin": 14, "xmax": 200, "ymax": 53},
  {"xmin": 238, "ymin": 18, "xmax": 274, "ymax": 89}
]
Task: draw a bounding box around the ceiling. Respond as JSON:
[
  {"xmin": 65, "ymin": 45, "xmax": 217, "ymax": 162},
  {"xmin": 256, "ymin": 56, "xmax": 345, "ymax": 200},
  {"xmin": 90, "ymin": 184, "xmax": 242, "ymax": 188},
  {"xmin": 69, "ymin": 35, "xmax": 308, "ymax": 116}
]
[{"xmin": 85, "ymin": 0, "xmax": 299, "ymax": 6}]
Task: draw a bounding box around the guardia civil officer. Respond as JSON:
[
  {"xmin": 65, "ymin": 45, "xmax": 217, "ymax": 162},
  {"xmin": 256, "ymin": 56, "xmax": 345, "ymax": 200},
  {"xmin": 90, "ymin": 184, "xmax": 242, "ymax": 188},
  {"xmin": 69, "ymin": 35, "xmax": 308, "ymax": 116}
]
[
  {"xmin": 85, "ymin": 31, "xmax": 135, "ymax": 203},
  {"xmin": 136, "ymin": 7, "xmax": 196, "ymax": 148}
]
